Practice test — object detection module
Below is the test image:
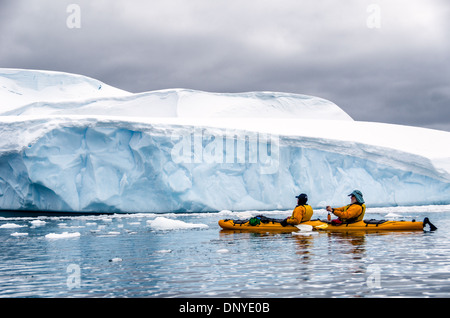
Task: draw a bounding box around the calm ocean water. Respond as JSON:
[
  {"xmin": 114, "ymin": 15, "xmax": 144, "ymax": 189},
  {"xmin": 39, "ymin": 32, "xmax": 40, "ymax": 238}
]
[{"xmin": 1, "ymin": 208, "xmax": 449, "ymax": 298}]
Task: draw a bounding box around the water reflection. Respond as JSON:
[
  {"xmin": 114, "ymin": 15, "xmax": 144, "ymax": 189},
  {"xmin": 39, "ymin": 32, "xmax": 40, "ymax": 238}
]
[
  {"xmin": 328, "ymin": 232, "xmax": 366, "ymax": 257},
  {"xmin": 1, "ymin": 212, "xmax": 449, "ymax": 297}
]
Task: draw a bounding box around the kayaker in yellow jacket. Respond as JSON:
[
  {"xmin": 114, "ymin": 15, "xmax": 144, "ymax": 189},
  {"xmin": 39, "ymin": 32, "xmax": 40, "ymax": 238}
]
[
  {"xmin": 326, "ymin": 190, "xmax": 366, "ymax": 224},
  {"xmin": 281, "ymin": 193, "xmax": 313, "ymax": 226}
]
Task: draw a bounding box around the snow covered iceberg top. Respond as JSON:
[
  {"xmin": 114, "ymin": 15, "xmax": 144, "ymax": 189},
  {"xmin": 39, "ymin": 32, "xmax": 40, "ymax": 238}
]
[
  {"xmin": 0, "ymin": 68, "xmax": 353, "ymax": 121},
  {"xmin": 0, "ymin": 68, "xmax": 131, "ymax": 113}
]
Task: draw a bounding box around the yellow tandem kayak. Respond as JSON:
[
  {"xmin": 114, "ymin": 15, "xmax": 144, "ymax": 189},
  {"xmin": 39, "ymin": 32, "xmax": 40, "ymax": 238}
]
[{"xmin": 218, "ymin": 216, "xmax": 437, "ymax": 232}]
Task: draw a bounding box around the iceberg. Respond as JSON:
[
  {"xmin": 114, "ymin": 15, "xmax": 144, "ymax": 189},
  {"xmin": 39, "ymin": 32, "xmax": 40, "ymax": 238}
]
[{"xmin": 1, "ymin": 68, "xmax": 450, "ymax": 213}]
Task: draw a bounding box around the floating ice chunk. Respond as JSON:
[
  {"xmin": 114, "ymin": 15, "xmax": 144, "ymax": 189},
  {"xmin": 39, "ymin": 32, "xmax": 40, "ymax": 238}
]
[
  {"xmin": 107, "ymin": 231, "xmax": 121, "ymax": 235},
  {"xmin": 156, "ymin": 249, "xmax": 172, "ymax": 253},
  {"xmin": 109, "ymin": 258, "xmax": 123, "ymax": 262},
  {"xmin": 217, "ymin": 210, "xmax": 234, "ymax": 216},
  {"xmin": 146, "ymin": 217, "xmax": 208, "ymax": 230},
  {"xmin": 60, "ymin": 224, "xmax": 85, "ymax": 229},
  {"xmin": 216, "ymin": 249, "xmax": 230, "ymax": 253},
  {"xmin": 0, "ymin": 223, "xmax": 26, "ymax": 229},
  {"xmin": 384, "ymin": 212, "xmax": 402, "ymax": 218},
  {"xmin": 30, "ymin": 220, "xmax": 46, "ymax": 227},
  {"xmin": 45, "ymin": 232, "xmax": 81, "ymax": 239},
  {"xmin": 128, "ymin": 222, "xmax": 141, "ymax": 226},
  {"xmin": 11, "ymin": 232, "xmax": 28, "ymax": 237}
]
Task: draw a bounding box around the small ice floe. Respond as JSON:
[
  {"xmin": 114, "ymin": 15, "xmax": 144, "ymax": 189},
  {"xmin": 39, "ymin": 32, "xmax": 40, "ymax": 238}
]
[
  {"xmin": 58, "ymin": 223, "xmax": 84, "ymax": 229},
  {"xmin": 385, "ymin": 212, "xmax": 402, "ymax": 218},
  {"xmin": 11, "ymin": 232, "xmax": 28, "ymax": 237},
  {"xmin": 45, "ymin": 232, "xmax": 81, "ymax": 239},
  {"xmin": 156, "ymin": 249, "xmax": 172, "ymax": 253},
  {"xmin": 109, "ymin": 258, "xmax": 123, "ymax": 262},
  {"xmin": 128, "ymin": 222, "xmax": 141, "ymax": 226},
  {"xmin": 146, "ymin": 217, "xmax": 208, "ymax": 230},
  {"xmin": 216, "ymin": 249, "xmax": 230, "ymax": 254},
  {"xmin": 107, "ymin": 231, "xmax": 121, "ymax": 235},
  {"xmin": 30, "ymin": 220, "xmax": 46, "ymax": 227},
  {"xmin": 0, "ymin": 223, "xmax": 26, "ymax": 229},
  {"xmin": 217, "ymin": 210, "xmax": 233, "ymax": 216}
]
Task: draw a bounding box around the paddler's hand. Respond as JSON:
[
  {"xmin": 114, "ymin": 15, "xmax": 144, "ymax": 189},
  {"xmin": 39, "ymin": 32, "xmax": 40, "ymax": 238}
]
[
  {"xmin": 326, "ymin": 206, "xmax": 333, "ymax": 212},
  {"xmin": 280, "ymin": 218, "xmax": 289, "ymax": 227}
]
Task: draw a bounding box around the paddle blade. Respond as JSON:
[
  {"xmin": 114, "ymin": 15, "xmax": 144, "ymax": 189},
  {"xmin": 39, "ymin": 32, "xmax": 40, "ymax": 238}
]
[
  {"xmin": 314, "ymin": 223, "xmax": 329, "ymax": 230},
  {"xmin": 295, "ymin": 224, "xmax": 314, "ymax": 232}
]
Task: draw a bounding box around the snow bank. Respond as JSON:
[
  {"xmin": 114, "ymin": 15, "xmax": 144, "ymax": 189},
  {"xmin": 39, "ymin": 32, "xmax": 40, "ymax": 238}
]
[{"xmin": 0, "ymin": 68, "xmax": 450, "ymax": 213}]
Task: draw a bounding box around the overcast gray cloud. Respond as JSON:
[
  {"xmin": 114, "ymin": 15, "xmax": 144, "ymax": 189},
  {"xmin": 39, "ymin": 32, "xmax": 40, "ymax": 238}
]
[{"xmin": 1, "ymin": 0, "xmax": 449, "ymax": 130}]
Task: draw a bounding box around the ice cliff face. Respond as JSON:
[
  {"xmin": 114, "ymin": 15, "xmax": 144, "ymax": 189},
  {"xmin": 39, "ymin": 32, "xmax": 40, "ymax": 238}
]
[{"xmin": 1, "ymin": 68, "xmax": 450, "ymax": 213}]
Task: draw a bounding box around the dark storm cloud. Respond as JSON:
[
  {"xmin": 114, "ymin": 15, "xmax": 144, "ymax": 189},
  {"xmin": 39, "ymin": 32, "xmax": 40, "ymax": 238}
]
[{"xmin": 1, "ymin": 0, "xmax": 449, "ymax": 131}]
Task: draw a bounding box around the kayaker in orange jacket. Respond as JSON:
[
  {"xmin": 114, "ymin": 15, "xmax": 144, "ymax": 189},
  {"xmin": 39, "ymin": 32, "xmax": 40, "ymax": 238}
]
[
  {"xmin": 326, "ymin": 190, "xmax": 366, "ymax": 224},
  {"xmin": 281, "ymin": 193, "xmax": 314, "ymax": 226}
]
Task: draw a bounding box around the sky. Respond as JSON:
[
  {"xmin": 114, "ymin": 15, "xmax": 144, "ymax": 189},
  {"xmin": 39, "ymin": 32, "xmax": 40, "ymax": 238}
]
[{"xmin": 1, "ymin": 0, "xmax": 449, "ymax": 131}]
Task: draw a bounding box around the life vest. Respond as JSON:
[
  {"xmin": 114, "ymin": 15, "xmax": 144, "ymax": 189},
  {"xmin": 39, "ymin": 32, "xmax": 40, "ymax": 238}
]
[
  {"xmin": 341, "ymin": 203, "xmax": 366, "ymax": 223},
  {"xmin": 286, "ymin": 204, "xmax": 314, "ymax": 225},
  {"xmin": 301, "ymin": 204, "xmax": 314, "ymax": 222}
]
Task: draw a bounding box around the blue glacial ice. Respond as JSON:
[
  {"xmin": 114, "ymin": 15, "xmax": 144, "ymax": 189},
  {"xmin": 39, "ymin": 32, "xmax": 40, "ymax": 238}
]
[{"xmin": 1, "ymin": 68, "xmax": 450, "ymax": 213}]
